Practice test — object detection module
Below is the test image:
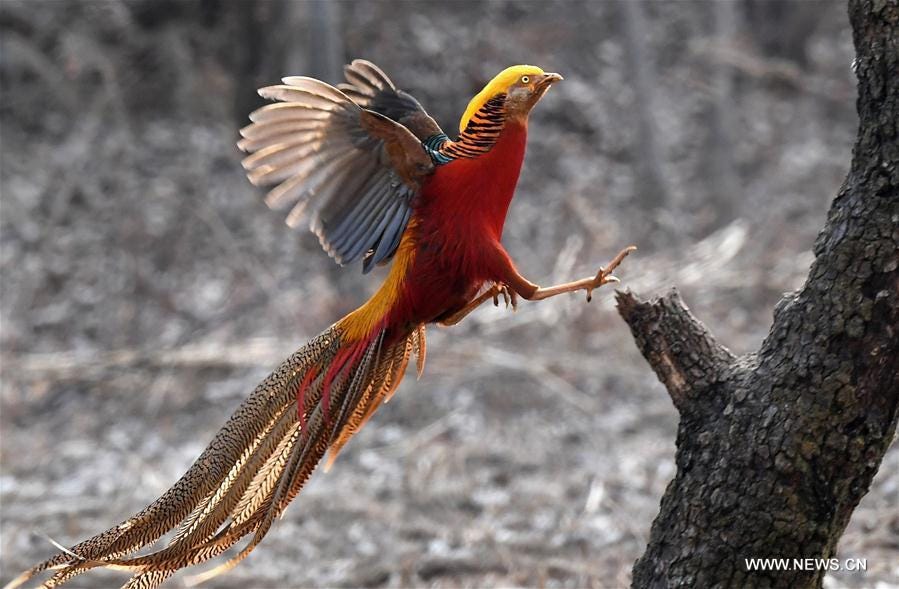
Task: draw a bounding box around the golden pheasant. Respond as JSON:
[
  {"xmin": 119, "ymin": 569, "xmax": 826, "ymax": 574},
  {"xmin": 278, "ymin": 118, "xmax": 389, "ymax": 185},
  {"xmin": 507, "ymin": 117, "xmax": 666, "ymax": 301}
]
[{"xmin": 9, "ymin": 60, "xmax": 634, "ymax": 589}]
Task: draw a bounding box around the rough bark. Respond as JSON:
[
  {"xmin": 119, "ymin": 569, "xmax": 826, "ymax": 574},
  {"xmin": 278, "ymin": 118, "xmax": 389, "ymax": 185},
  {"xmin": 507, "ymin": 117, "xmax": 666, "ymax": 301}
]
[{"xmin": 618, "ymin": 1, "xmax": 899, "ymax": 587}]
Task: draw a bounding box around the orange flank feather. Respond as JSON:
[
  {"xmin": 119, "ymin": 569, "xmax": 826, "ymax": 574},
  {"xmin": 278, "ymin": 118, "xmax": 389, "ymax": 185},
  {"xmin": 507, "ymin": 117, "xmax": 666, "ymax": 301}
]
[{"xmin": 336, "ymin": 219, "xmax": 419, "ymax": 342}]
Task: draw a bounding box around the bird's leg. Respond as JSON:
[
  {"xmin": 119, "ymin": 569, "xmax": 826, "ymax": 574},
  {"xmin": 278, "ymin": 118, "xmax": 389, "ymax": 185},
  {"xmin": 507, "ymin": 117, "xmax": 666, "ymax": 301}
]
[
  {"xmin": 440, "ymin": 245, "xmax": 634, "ymax": 326},
  {"xmin": 439, "ymin": 283, "xmax": 517, "ymax": 327},
  {"xmin": 522, "ymin": 245, "xmax": 637, "ymax": 302}
]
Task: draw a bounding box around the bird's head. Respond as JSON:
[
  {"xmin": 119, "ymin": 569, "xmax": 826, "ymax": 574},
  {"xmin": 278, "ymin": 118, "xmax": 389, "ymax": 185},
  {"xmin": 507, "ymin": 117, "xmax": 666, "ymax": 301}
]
[{"xmin": 459, "ymin": 65, "xmax": 563, "ymax": 133}]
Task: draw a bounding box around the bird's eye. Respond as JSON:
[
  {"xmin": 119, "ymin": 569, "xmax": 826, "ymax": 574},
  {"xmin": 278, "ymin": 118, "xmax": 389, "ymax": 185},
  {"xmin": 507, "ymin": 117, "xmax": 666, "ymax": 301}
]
[{"xmin": 521, "ymin": 76, "xmax": 530, "ymax": 84}]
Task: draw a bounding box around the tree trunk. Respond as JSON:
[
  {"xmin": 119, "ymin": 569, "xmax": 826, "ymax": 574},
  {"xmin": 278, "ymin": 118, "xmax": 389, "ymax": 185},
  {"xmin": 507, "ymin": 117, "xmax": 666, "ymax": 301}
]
[
  {"xmin": 619, "ymin": 0, "xmax": 670, "ymax": 213},
  {"xmin": 618, "ymin": 1, "xmax": 899, "ymax": 587}
]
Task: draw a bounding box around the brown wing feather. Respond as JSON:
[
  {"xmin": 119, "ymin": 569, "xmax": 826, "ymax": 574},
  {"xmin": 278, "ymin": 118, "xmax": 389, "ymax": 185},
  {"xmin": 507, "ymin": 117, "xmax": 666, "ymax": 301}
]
[
  {"xmin": 240, "ymin": 74, "xmax": 432, "ymax": 272},
  {"xmin": 338, "ymin": 59, "xmax": 445, "ymax": 141}
]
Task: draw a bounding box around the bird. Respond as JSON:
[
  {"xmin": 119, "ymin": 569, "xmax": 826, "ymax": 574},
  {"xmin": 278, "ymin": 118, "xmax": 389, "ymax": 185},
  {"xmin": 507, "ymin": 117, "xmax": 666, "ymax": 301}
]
[{"xmin": 8, "ymin": 60, "xmax": 635, "ymax": 589}]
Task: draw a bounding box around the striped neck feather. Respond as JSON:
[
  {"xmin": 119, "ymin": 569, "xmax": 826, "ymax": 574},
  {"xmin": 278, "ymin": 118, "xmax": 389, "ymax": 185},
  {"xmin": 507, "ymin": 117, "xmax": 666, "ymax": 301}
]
[
  {"xmin": 440, "ymin": 94, "xmax": 508, "ymax": 159},
  {"xmin": 420, "ymin": 95, "xmax": 510, "ymax": 164}
]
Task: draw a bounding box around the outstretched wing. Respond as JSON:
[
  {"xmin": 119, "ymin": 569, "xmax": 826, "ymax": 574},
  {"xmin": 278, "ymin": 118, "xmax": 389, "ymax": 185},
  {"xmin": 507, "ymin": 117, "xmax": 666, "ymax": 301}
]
[
  {"xmin": 338, "ymin": 59, "xmax": 446, "ymax": 142},
  {"xmin": 239, "ymin": 74, "xmax": 433, "ymax": 273}
]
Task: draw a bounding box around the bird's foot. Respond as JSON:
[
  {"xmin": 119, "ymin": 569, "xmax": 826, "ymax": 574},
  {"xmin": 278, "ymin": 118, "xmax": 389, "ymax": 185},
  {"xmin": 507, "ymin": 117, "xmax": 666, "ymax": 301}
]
[
  {"xmin": 584, "ymin": 245, "xmax": 637, "ymax": 302},
  {"xmin": 438, "ymin": 283, "xmax": 517, "ymax": 326},
  {"xmin": 491, "ymin": 283, "xmax": 518, "ymax": 310}
]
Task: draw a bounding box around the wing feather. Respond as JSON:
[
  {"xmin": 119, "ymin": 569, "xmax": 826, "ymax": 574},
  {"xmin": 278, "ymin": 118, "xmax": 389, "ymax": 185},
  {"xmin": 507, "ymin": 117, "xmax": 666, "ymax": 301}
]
[
  {"xmin": 332, "ymin": 182, "xmax": 394, "ymax": 259},
  {"xmin": 258, "ymin": 85, "xmax": 349, "ymax": 110},
  {"xmin": 280, "ymin": 76, "xmax": 360, "ymax": 102},
  {"xmin": 268, "ymin": 151, "xmax": 361, "ymax": 217},
  {"xmin": 312, "ymin": 156, "xmax": 380, "ymax": 226},
  {"xmin": 248, "ymin": 143, "xmax": 347, "ymax": 187},
  {"xmin": 237, "ymin": 129, "xmax": 324, "ymax": 152},
  {"xmin": 240, "ymin": 66, "xmax": 433, "ymax": 271},
  {"xmin": 327, "ymin": 174, "xmax": 391, "ymax": 247},
  {"xmin": 248, "ymin": 102, "xmax": 333, "ymax": 123},
  {"xmin": 339, "ymin": 59, "xmax": 445, "ymax": 141},
  {"xmin": 238, "ymin": 120, "xmax": 323, "ymax": 140},
  {"xmin": 366, "ymin": 202, "xmax": 411, "ymax": 270},
  {"xmin": 369, "ymin": 206, "xmax": 411, "ymax": 270},
  {"xmin": 347, "ymin": 198, "xmax": 403, "ymax": 263}
]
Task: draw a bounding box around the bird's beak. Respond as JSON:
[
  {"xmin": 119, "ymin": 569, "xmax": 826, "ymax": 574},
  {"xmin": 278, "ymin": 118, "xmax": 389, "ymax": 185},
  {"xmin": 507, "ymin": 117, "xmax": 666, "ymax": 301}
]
[{"xmin": 538, "ymin": 72, "xmax": 564, "ymax": 88}]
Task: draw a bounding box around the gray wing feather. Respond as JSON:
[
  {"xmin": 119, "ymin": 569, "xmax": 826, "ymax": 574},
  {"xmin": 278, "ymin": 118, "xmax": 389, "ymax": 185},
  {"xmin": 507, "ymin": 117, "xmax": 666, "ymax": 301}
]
[{"xmin": 366, "ymin": 200, "xmax": 412, "ymax": 272}]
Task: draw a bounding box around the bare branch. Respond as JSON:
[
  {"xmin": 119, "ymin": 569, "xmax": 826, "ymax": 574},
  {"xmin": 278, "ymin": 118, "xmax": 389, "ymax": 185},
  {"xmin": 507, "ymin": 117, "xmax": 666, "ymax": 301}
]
[{"xmin": 616, "ymin": 289, "xmax": 735, "ymax": 412}]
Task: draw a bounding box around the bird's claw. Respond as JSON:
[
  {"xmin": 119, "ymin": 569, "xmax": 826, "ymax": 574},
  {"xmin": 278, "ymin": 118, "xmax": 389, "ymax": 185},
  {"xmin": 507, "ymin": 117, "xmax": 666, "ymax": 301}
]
[
  {"xmin": 584, "ymin": 245, "xmax": 637, "ymax": 302},
  {"xmin": 492, "ymin": 283, "xmax": 517, "ymax": 310}
]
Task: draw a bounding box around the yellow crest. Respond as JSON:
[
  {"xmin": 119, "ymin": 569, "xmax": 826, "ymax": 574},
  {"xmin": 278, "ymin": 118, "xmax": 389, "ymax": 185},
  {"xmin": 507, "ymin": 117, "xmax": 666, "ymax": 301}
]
[{"xmin": 458, "ymin": 65, "xmax": 545, "ymax": 133}]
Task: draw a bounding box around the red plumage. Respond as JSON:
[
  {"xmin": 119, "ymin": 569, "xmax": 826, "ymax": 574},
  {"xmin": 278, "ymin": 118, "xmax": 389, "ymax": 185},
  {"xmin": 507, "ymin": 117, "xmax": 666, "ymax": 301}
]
[{"xmin": 385, "ymin": 120, "xmax": 529, "ymax": 334}]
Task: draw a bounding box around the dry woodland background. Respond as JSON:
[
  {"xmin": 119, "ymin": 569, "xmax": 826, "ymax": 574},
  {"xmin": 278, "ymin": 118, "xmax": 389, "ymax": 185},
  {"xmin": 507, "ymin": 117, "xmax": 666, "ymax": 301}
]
[{"xmin": 1, "ymin": 1, "xmax": 896, "ymax": 588}]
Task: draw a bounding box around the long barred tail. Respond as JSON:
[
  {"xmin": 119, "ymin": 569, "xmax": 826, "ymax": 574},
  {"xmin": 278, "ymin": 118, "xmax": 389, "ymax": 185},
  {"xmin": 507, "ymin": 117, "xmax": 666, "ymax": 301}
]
[{"xmin": 7, "ymin": 322, "xmax": 426, "ymax": 589}]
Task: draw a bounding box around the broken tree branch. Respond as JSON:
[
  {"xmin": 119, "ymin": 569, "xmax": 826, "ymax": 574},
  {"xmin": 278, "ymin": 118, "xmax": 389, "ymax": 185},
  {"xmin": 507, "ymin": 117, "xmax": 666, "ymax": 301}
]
[{"xmin": 616, "ymin": 289, "xmax": 735, "ymax": 412}]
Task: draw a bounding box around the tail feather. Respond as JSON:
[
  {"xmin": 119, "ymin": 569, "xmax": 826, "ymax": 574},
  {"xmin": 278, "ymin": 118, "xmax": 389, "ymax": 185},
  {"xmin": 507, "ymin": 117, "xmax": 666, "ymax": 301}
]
[
  {"xmin": 384, "ymin": 336, "xmax": 415, "ymax": 404},
  {"xmin": 324, "ymin": 329, "xmax": 422, "ymax": 470},
  {"xmin": 171, "ymin": 402, "xmax": 296, "ymax": 545},
  {"xmin": 8, "ymin": 323, "xmax": 425, "ymax": 589},
  {"xmin": 122, "ymin": 569, "xmax": 174, "ymax": 589},
  {"xmin": 411, "ymin": 324, "xmax": 427, "ymax": 378}
]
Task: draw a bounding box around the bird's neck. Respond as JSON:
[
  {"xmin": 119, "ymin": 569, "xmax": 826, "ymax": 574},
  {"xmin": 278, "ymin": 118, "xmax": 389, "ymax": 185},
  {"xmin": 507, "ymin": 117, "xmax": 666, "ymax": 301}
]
[
  {"xmin": 423, "ymin": 119, "xmax": 528, "ymax": 239},
  {"xmin": 428, "ymin": 94, "xmax": 509, "ymax": 162},
  {"xmin": 476, "ymin": 120, "xmax": 528, "ymax": 236}
]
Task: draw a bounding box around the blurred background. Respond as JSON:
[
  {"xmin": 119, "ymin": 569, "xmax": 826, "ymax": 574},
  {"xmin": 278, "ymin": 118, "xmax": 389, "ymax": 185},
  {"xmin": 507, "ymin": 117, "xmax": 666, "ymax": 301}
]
[{"xmin": 1, "ymin": 1, "xmax": 896, "ymax": 587}]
